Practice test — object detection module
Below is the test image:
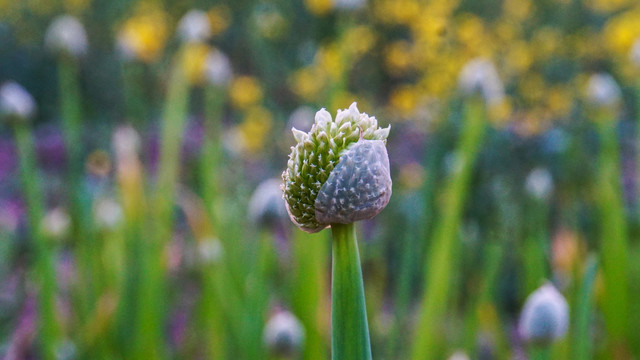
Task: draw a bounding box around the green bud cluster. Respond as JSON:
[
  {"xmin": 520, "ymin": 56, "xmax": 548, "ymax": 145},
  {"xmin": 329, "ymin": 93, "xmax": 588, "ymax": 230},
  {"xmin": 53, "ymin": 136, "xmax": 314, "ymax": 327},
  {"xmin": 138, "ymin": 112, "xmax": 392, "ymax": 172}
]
[{"xmin": 282, "ymin": 102, "xmax": 390, "ymax": 233}]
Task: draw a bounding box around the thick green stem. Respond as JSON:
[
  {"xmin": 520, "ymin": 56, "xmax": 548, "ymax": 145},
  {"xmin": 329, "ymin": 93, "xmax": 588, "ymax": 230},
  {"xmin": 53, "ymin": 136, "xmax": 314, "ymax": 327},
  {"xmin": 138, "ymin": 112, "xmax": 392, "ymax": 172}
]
[{"xmin": 331, "ymin": 223, "xmax": 371, "ymax": 360}]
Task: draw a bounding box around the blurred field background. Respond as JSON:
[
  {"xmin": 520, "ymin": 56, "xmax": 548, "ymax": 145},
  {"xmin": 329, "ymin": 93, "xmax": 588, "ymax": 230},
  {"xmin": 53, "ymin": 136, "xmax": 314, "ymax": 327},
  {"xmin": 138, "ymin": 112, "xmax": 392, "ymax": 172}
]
[{"xmin": 1, "ymin": 0, "xmax": 640, "ymax": 359}]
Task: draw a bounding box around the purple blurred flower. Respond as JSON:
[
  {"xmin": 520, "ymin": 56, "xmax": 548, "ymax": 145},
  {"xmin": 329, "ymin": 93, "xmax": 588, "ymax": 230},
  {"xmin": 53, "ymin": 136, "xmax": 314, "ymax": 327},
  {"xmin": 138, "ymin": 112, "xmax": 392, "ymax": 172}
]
[
  {"xmin": 34, "ymin": 124, "xmax": 67, "ymax": 171},
  {"xmin": 0, "ymin": 137, "xmax": 17, "ymax": 182}
]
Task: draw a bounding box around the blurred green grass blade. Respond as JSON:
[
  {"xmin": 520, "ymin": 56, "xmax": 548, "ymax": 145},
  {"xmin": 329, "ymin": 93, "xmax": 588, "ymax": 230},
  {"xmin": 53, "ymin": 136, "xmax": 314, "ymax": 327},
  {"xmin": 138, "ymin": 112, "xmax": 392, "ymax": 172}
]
[
  {"xmin": 595, "ymin": 116, "xmax": 629, "ymax": 353},
  {"xmin": 292, "ymin": 229, "xmax": 329, "ymax": 360},
  {"xmin": 331, "ymin": 223, "xmax": 372, "ymax": 360},
  {"xmin": 411, "ymin": 98, "xmax": 486, "ymax": 360},
  {"xmin": 14, "ymin": 124, "xmax": 61, "ymax": 360},
  {"xmin": 571, "ymin": 254, "xmax": 598, "ymax": 360}
]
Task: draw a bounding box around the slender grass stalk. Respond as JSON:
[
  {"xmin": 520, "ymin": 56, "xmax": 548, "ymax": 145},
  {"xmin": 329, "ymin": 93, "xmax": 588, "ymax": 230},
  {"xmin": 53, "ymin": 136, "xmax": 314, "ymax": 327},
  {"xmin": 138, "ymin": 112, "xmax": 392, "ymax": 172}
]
[
  {"xmin": 131, "ymin": 48, "xmax": 190, "ymax": 360},
  {"xmin": 121, "ymin": 61, "xmax": 149, "ymax": 125},
  {"xmin": 410, "ymin": 98, "xmax": 486, "ymax": 360},
  {"xmin": 528, "ymin": 346, "xmax": 551, "ymax": 360},
  {"xmin": 292, "ymin": 230, "xmax": 329, "ymax": 360},
  {"xmin": 571, "ymin": 254, "xmax": 598, "ymax": 360},
  {"xmin": 330, "ymin": 223, "xmax": 371, "ymax": 360},
  {"xmin": 14, "ymin": 124, "xmax": 60, "ymax": 360},
  {"xmin": 57, "ymin": 56, "xmax": 100, "ymax": 321},
  {"xmin": 594, "ymin": 110, "xmax": 629, "ymax": 354},
  {"xmin": 522, "ymin": 197, "xmax": 549, "ymax": 296},
  {"xmin": 200, "ymin": 85, "xmax": 225, "ymax": 223}
]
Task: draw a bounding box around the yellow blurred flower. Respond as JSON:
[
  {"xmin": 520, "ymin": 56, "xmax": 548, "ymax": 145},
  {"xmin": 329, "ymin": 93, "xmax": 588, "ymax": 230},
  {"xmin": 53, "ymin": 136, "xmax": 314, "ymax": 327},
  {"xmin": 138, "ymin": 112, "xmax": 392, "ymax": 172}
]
[
  {"xmin": 505, "ymin": 41, "xmax": 533, "ymax": 75},
  {"xmin": 240, "ymin": 106, "xmax": 273, "ymax": 153},
  {"xmin": 546, "ymin": 86, "xmax": 573, "ymax": 117},
  {"xmin": 385, "ymin": 41, "xmax": 415, "ymax": 76},
  {"xmin": 316, "ymin": 44, "xmax": 344, "ymax": 81},
  {"xmin": 289, "ymin": 67, "xmax": 326, "ymax": 101},
  {"xmin": 305, "ymin": 0, "xmax": 333, "ymax": 16},
  {"xmin": 181, "ymin": 43, "xmax": 211, "ymax": 86},
  {"xmin": 503, "ymin": 0, "xmax": 533, "ymax": 21},
  {"xmin": 342, "ymin": 25, "xmax": 376, "ymax": 59},
  {"xmin": 389, "ymin": 85, "xmax": 420, "ymax": 118},
  {"xmin": 589, "ymin": 0, "xmax": 635, "ymax": 13},
  {"xmin": 603, "ymin": 10, "xmax": 640, "ymax": 55},
  {"xmin": 117, "ymin": 3, "xmax": 168, "ymax": 63},
  {"xmin": 208, "ymin": 4, "xmax": 232, "ymax": 37},
  {"xmin": 64, "ymin": 0, "xmax": 90, "ymax": 13},
  {"xmin": 230, "ymin": 76, "xmax": 263, "ymax": 109},
  {"xmin": 374, "ymin": 0, "xmax": 421, "ymax": 25}
]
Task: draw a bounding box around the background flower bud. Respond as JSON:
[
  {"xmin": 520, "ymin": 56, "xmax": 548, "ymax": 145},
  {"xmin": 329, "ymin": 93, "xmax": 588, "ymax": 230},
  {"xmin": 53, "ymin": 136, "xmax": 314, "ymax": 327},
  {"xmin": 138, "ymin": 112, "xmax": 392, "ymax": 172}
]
[
  {"xmin": 45, "ymin": 15, "xmax": 88, "ymax": 58},
  {"xmin": 248, "ymin": 178, "xmax": 288, "ymax": 229},
  {"xmin": 205, "ymin": 48, "xmax": 232, "ymax": 86},
  {"xmin": 0, "ymin": 82, "xmax": 36, "ymax": 123},
  {"xmin": 263, "ymin": 310, "xmax": 305, "ymax": 357},
  {"xmin": 518, "ymin": 282, "xmax": 569, "ymax": 345},
  {"xmin": 458, "ymin": 58, "xmax": 505, "ymax": 106},
  {"xmin": 177, "ymin": 10, "xmax": 211, "ymax": 43},
  {"xmin": 586, "ymin": 73, "xmax": 621, "ymax": 108}
]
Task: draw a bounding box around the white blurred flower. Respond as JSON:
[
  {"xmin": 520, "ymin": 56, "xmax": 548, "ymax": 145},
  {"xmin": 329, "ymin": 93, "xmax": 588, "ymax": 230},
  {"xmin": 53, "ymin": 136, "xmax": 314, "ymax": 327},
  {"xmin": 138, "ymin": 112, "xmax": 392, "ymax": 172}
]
[
  {"xmin": 94, "ymin": 198, "xmax": 123, "ymax": 230},
  {"xmin": 458, "ymin": 58, "xmax": 505, "ymax": 106},
  {"xmin": 586, "ymin": 73, "xmax": 621, "ymax": 108},
  {"xmin": 248, "ymin": 178, "xmax": 288, "ymax": 228},
  {"xmin": 0, "ymin": 82, "xmax": 36, "ymax": 122},
  {"xmin": 518, "ymin": 282, "xmax": 569, "ymax": 345},
  {"xmin": 112, "ymin": 125, "xmax": 140, "ymax": 159},
  {"xmin": 333, "ymin": 0, "xmax": 367, "ymax": 10},
  {"xmin": 42, "ymin": 207, "xmax": 71, "ymax": 240},
  {"xmin": 263, "ymin": 310, "xmax": 305, "ymax": 357},
  {"xmin": 525, "ymin": 168, "xmax": 554, "ymax": 201},
  {"xmin": 287, "ymin": 106, "xmax": 315, "ymax": 132},
  {"xmin": 205, "ymin": 48, "xmax": 232, "ymax": 86},
  {"xmin": 630, "ymin": 37, "xmax": 640, "ymax": 68},
  {"xmin": 448, "ymin": 351, "xmax": 470, "ymax": 360},
  {"xmin": 198, "ymin": 237, "xmax": 223, "ymax": 265},
  {"xmin": 45, "ymin": 15, "xmax": 88, "ymax": 58},
  {"xmin": 177, "ymin": 10, "xmax": 211, "ymax": 43}
]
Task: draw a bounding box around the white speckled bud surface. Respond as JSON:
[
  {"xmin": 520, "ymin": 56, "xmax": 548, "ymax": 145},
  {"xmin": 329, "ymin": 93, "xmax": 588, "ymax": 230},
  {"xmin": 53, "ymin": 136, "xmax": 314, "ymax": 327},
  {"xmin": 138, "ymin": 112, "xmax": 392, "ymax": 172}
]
[{"xmin": 315, "ymin": 140, "xmax": 391, "ymax": 224}]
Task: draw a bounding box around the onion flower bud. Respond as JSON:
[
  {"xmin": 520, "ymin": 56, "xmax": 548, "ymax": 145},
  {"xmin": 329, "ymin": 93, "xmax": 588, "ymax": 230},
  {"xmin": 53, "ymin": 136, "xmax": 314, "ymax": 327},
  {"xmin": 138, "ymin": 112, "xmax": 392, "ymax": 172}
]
[
  {"xmin": 281, "ymin": 102, "xmax": 391, "ymax": 233},
  {"xmin": 518, "ymin": 282, "xmax": 569, "ymax": 345}
]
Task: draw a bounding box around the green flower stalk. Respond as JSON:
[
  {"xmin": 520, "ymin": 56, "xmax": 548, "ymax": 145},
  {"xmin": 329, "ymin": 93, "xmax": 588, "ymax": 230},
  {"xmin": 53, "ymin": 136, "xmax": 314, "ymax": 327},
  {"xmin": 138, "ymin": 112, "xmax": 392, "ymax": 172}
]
[
  {"xmin": 586, "ymin": 72, "xmax": 629, "ymax": 355},
  {"xmin": 282, "ymin": 102, "xmax": 391, "ymax": 360},
  {"xmin": 411, "ymin": 58, "xmax": 496, "ymax": 360},
  {"xmin": 1, "ymin": 82, "xmax": 60, "ymax": 360}
]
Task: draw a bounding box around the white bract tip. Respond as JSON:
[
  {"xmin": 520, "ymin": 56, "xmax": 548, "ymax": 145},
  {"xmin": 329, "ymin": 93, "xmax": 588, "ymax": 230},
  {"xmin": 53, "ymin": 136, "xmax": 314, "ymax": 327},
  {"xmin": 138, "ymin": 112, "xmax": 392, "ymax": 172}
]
[
  {"xmin": 205, "ymin": 48, "xmax": 232, "ymax": 86},
  {"xmin": 586, "ymin": 73, "xmax": 621, "ymax": 108},
  {"xmin": 45, "ymin": 15, "xmax": 88, "ymax": 58},
  {"xmin": 458, "ymin": 58, "xmax": 505, "ymax": 106},
  {"xmin": 177, "ymin": 10, "xmax": 211, "ymax": 43},
  {"xmin": 314, "ymin": 108, "xmax": 332, "ymax": 128},
  {"xmin": 518, "ymin": 282, "xmax": 569, "ymax": 345},
  {"xmin": 263, "ymin": 311, "xmax": 305, "ymax": 356},
  {"xmin": 0, "ymin": 82, "xmax": 36, "ymax": 121},
  {"xmin": 525, "ymin": 167, "xmax": 554, "ymax": 200}
]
